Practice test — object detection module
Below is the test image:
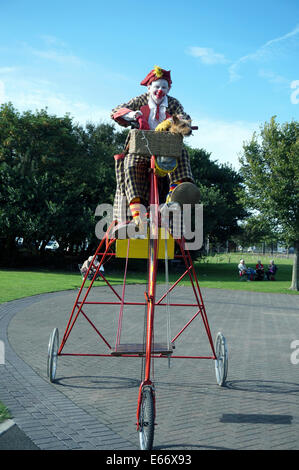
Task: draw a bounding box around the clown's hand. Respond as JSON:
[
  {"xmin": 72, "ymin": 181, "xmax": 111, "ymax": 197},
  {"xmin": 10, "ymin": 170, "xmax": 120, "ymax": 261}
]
[
  {"xmin": 123, "ymin": 110, "xmax": 143, "ymax": 121},
  {"xmin": 155, "ymin": 119, "xmax": 172, "ymax": 132},
  {"xmin": 133, "ymin": 111, "xmax": 143, "ymax": 120}
]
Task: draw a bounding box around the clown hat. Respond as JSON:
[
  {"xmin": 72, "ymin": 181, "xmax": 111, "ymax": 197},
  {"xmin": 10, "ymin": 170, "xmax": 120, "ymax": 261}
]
[{"xmin": 140, "ymin": 65, "xmax": 172, "ymax": 87}]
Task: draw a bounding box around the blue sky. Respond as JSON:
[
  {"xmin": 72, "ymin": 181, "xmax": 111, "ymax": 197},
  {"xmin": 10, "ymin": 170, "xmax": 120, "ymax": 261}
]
[{"xmin": 0, "ymin": 0, "xmax": 298, "ymax": 169}]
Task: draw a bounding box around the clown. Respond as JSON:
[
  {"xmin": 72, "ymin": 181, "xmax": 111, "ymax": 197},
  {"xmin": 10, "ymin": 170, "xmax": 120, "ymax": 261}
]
[{"xmin": 111, "ymin": 65, "xmax": 199, "ymax": 227}]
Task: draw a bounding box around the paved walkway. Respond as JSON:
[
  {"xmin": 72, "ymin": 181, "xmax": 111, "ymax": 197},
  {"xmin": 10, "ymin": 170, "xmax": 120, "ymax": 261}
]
[{"xmin": 0, "ymin": 284, "xmax": 299, "ymax": 450}]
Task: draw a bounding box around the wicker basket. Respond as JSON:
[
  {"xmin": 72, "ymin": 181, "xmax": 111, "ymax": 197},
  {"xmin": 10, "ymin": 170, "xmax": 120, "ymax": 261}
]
[{"xmin": 128, "ymin": 129, "xmax": 182, "ymax": 158}]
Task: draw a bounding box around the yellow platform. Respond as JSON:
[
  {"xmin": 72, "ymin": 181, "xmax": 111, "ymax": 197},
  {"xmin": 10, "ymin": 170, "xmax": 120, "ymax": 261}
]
[{"xmin": 116, "ymin": 228, "xmax": 174, "ymax": 259}]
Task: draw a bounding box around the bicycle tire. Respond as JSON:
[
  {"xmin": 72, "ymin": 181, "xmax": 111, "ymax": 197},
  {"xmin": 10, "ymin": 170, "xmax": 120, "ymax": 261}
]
[{"xmin": 139, "ymin": 388, "xmax": 155, "ymax": 450}]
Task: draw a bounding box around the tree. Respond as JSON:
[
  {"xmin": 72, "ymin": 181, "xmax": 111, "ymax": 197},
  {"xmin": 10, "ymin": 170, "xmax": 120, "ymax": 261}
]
[
  {"xmin": 236, "ymin": 214, "xmax": 279, "ymax": 252},
  {"xmin": 0, "ymin": 103, "xmax": 128, "ymax": 261},
  {"xmin": 187, "ymin": 146, "xmax": 247, "ymax": 247},
  {"xmin": 0, "ymin": 101, "xmax": 249, "ymax": 265},
  {"xmin": 0, "ymin": 103, "xmax": 81, "ymax": 259},
  {"xmin": 239, "ymin": 116, "xmax": 299, "ymax": 290}
]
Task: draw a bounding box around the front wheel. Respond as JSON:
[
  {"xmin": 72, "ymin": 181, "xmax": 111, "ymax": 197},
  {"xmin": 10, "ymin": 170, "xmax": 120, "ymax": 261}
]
[
  {"xmin": 139, "ymin": 388, "xmax": 155, "ymax": 450},
  {"xmin": 214, "ymin": 332, "xmax": 228, "ymax": 386},
  {"xmin": 47, "ymin": 328, "xmax": 59, "ymax": 383}
]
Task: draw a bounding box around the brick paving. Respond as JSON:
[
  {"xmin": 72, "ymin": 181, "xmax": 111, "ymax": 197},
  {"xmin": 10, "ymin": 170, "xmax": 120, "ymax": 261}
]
[{"xmin": 1, "ymin": 284, "xmax": 299, "ymax": 450}]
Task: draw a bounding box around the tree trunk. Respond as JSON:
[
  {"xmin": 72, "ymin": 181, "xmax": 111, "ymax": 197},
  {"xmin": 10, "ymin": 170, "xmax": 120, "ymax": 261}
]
[
  {"xmin": 290, "ymin": 240, "xmax": 299, "ymax": 291},
  {"xmin": 205, "ymin": 236, "xmax": 210, "ymax": 255}
]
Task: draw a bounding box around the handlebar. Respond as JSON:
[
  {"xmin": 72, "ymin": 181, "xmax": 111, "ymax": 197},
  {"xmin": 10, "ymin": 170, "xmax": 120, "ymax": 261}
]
[{"xmin": 131, "ymin": 119, "xmax": 198, "ymax": 131}]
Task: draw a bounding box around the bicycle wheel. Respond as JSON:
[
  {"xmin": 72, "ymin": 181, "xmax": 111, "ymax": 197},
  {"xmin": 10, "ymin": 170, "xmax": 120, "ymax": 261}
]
[
  {"xmin": 139, "ymin": 388, "xmax": 155, "ymax": 450},
  {"xmin": 47, "ymin": 328, "xmax": 59, "ymax": 383},
  {"xmin": 214, "ymin": 331, "xmax": 228, "ymax": 386}
]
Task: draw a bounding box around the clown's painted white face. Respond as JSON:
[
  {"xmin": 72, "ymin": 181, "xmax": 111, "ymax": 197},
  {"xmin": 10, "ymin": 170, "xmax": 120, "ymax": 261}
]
[{"xmin": 148, "ymin": 79, "xmax": 169, "ymax": 104}]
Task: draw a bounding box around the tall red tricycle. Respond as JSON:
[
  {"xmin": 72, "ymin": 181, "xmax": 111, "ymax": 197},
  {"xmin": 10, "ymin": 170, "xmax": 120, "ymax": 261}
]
[{"xmin": 47, "ymin": 128, "xmax": 228, "ymax": 450}]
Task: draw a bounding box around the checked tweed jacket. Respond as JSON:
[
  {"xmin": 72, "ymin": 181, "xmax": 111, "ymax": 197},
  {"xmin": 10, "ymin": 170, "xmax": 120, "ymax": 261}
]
[{"xmin": 111, "ymin": 93, "xmax": 194, "ymax": 221}]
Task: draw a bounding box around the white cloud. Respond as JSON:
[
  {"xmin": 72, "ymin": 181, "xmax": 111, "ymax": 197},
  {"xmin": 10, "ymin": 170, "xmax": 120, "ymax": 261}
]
[
  {"xmin": 0, "ymin": 80, "xmax": 5, "ymax": 103},
  {"xmin": 187, "ymin": 46, "xmax": 228, "ymax": 65},
  {"xmin": 1, "ymin": 67, "xmax": 260, "ymax": 169},
  {"xmin": 0, "ymin": 67, "xmax": 16, "ymax": 74},
  {"xmin": 2, "ymin": 69, "xmax": 259, "ymax": 170},
  {"xmin": 258, "ymin": 69, "xmax": 290, "ymax": 87},
  {"xmin": 40, "ymin": 35, "xmax": 68, "ymax": 48},
  {"xmin": 30, "ymin": 47, "xmax": 83, "ymax": 66},
  {"xmin": 1, "ymin": 73, "xmax": 109, "ymax": 125},
  {"xmin": 188, "ymin": 117, "xmax": 259, "ymax": 169},
  {"xmin": 262, "ymin": 23, "xmax": 299, "ymax": 48},
  {"xmin": 13, "ymin": 90, "xmax": 109, "ymax": 125},
  {"xmin": 228, "ymin": 24, "xmax": 299, "ymax": 82},
  {"xmin": 20, "ymin": 39, "xmax": 83, "ymax": 67},
  {"xmin": 66, "ymin": 100, "xmax": 110, "ymax": 125}
]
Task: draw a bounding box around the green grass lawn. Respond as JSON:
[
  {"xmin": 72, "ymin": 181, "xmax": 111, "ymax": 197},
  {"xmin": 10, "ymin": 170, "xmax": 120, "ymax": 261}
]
[
  {"xmin": 0, "ymin": 268, "xmax": 146, "ymax": 304},
  {"xmin": 0, "ymin": 253, "xmax": 297, "ymax": 304},
  {"xmin": 191, "ymin": 253, "xmax": 298, "ymax": 295}
]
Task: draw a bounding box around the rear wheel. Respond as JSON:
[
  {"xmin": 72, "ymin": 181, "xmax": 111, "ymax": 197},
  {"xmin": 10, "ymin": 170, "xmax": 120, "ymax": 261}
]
[
  {"xmin": 139, "ymin": 388, "xmax": 155, "ymax": 450},
  {"xmin": 214, "ymin": 332, "xmax": 228, "ymax": 386}
]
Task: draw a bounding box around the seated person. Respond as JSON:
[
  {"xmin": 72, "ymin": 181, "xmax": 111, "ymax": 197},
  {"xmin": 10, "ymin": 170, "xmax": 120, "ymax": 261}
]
[
  {"xmin": 238, "ymin": 259, "xmax": 256, "ymax": 281},
  {"xmin": 266, "ymin": 260, "xmax": 277, "ymax": 280},
  {"xmin": 81, "ymin": 256, "xmax": 104, "ymax": 279},
  {"xmin": 255, "ymin": 260, "xmax": 264, "ymax": 280}
]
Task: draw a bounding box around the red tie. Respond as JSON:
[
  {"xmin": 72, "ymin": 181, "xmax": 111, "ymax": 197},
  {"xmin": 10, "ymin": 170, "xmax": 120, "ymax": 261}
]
[{"xmin": 155, "ymin": 104, "xmax": 160, "ymax": 121}]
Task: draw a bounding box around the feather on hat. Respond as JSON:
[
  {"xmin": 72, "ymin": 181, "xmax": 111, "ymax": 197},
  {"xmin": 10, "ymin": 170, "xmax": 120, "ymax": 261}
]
[{"xmin": 140, "ymin": 65, "xmax": 172, "ymax": 87}]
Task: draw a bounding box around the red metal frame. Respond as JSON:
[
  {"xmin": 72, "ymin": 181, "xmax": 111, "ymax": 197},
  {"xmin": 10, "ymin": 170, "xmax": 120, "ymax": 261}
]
[
  {"xmin": 57, "ymin": 154, "xmax": 217, "ymax": 431},
  {"xmin": 58, "ymin": 237, "xmax": 217, "ymax": 359}
]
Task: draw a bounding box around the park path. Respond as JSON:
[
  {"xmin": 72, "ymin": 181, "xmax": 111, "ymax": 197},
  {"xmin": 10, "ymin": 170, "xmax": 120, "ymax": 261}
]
[{"xmin": 0, "ymin": 285, "xmax": 299, "ymax": 450}]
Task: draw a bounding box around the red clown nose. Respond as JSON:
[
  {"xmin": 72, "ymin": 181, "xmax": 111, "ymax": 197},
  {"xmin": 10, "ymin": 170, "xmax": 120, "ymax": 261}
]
[{"xmin": 155, "ymin": 89, "xmax": 165, "ymax": 100}]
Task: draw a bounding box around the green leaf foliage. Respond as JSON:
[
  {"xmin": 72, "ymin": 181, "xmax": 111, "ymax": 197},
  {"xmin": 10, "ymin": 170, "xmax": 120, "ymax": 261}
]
[
  {"xmin": 187, "ymin": 145, "xmax": 247, "ymax": 244},
  {"xmin": 239, "ymin": 116, "xmax": 299, "ymax": 244},
  {"xmin": 0, "ymin": 102, "xmax": 246, "ymax": 262},
  {"xmin": 239, "ymin": 116, "xmax": 299, "ymax": 290}
]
